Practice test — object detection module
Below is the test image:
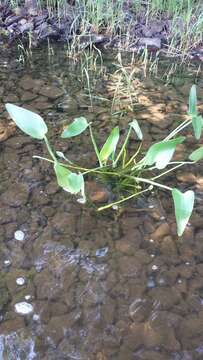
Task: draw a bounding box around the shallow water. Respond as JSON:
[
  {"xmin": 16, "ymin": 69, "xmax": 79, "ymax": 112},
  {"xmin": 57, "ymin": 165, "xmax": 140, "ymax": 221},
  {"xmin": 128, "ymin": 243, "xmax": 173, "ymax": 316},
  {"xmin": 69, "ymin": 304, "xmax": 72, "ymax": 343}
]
[{"xmin": 0, "ymin": 45, "xmax": 203, "ymax": 360}]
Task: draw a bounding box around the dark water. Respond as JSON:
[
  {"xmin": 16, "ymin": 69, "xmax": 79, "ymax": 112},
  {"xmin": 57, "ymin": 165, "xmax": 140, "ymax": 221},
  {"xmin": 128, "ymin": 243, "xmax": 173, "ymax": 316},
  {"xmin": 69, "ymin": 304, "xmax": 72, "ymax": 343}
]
[{"xmin": 0, "ymin": 45, "xmax": 203, "ymax": 360}]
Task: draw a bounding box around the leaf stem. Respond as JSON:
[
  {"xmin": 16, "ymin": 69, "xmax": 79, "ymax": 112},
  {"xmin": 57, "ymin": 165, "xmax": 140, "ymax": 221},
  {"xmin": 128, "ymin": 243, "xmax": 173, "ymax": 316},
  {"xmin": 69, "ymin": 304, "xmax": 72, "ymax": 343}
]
[
  {"xmin": 164, "ymin": 119, "xmax": 191, "ymax": 141},
  {"xmin": 44, "ymin": 135, "xmax": 57, "ymax": 162},
  {"xmin": 151, "ymin": 160, "xmax": 195, "ymax": 181},
  {"xmin": 128, "ymin": 176, "xmax": 172, "ymax": 191}
]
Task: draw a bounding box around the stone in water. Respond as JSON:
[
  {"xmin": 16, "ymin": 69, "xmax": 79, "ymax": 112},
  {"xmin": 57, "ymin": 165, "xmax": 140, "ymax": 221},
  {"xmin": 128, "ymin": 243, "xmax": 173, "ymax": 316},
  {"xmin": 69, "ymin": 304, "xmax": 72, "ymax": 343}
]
[
  {"xmin": 14, "ymin": 230, "xmax": 25, "ymax": 241},
  {"xmin": 4, "ymin": 259, "xmax": 11, "ymax": 267},
  {"xmin": 14, "ymin": 302, "xmax": 33, "ymax": 315},
  {"xmin": 16, "ymin": 277, "xmax": 26, "ymax": 286}
]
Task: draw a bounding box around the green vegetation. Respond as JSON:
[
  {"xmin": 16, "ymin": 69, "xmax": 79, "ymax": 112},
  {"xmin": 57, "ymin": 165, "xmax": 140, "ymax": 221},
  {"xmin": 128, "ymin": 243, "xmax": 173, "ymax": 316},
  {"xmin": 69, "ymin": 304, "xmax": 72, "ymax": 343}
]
[
  {"xmin": 5, "ymin": 85, "xmax": 203, "ymax": 236},
  {"xmin": 3, "ymin": 0, "xmax": 203, "ymax": 57}
]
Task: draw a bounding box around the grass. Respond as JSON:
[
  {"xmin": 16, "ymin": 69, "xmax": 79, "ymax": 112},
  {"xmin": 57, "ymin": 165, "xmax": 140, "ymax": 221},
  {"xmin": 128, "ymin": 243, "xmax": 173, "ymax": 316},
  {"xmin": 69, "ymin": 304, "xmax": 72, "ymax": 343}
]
[{"xmin": 1, "ymin": 0, "xmax": 203, "ymax": 57}]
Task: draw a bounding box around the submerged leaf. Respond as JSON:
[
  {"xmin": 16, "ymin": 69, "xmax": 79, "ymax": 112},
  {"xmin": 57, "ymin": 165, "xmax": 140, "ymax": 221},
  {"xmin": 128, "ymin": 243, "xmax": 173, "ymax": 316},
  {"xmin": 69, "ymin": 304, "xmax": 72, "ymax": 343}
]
[
  {"xmin": 61, "ymin": 117, "xmax": 88, "ymax": 138},
  {"xmin": 172, "ymin": 188, "xmax": 194, "ymax": 237},
  {"xmin": 129, "ymin": 119, "xmax": 143, "ymax": 140},
  {"xmin": 191, "ymin": 115, "xmax": 203, "ymax": 140},
  {"xmin": 144, "ymin": 136, "xmax": 185, "ymax": 169},
  {"xmin": 189, "ymin": 85, "xmax": 197, "ymax": 116},
  {"xmin": 54, "ymin": 162, "xmax": 84, "ymax": 194},
  {"xmin": 5, "ymin": 103, "xmax": 47, "ymax": 140},
  {"xmin": 100, "ymin": 126, "xmax": 120, "ymax": 163},
  {"xmin": 189, "ymin": 146, "xmax": 203, "ymax": 162}
]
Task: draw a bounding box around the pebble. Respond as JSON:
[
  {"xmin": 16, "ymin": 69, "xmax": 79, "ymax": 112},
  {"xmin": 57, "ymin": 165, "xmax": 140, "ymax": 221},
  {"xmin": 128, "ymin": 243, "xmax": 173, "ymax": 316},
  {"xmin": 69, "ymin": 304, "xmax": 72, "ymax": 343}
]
[
  {"xmin": 25, "ymin": 295, "xmax": 32, "ymax": 301},
  {"xmin": 14, "ymin": 230, "xmax": 25, "ymax": 241},
  {"xmin": 96, "ymin": 247, "xmax": 109, "ymax": 257},
  {"xmin": 14, "ymin": 302, "xmax": 33, "ymax": 315},
  {"xmin": 4, "ymin": 259, "xmax": 11, "ymax": 267},
  {"xmin": 16, "ymin": 277, "xmax": 26, "ymax": 286},
  {"xmin": 152, "ymin": 264, "xmax": 158, "ymax": 271},
  {"xmin": 33, "ymin": 314, "xmax": 40, "ymax": 321},
  {"xmin": 158, "ymin": 277, "xmax": 166, "ymax": 286}
]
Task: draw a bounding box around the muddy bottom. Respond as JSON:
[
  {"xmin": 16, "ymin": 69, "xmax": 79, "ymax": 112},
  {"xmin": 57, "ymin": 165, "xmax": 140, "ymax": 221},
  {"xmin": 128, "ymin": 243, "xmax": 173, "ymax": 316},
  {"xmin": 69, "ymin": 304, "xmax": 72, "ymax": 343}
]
[{"xmin": 0, "ymin": 45, "xmax": 203, "ymax": 359}]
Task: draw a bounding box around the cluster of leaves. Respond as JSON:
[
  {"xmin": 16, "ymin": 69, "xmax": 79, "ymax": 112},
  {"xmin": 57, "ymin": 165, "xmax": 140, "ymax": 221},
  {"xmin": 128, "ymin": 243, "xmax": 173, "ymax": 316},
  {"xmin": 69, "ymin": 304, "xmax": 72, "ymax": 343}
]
[{"xmin": 6, "ymin": 85, "xmax": 203, "ymax": 236}]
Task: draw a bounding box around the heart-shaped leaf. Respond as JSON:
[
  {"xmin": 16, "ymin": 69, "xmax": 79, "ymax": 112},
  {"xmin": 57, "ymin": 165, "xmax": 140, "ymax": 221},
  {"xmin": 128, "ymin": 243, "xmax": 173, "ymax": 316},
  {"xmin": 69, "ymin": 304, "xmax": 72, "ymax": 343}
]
[
  {"xmin": 129, "ymin": 119, "xmax": 143, "ymax": 140},
  {"xmin": 172, "ymin": 188, "xmax": 195, "ymax": 237},
  {"xmin": 65, "ymin": 173, "xmax": 84, "ymax": 194},
  {"xmin": 191, "ymin": 115, "xmax": 203, "ymax": 140},
  {"xmin": 5, "ymin": 103, "xmax": 47, "ymax": 140},
  {"xmin": 188, "ymin": 85, "xmax": 197, "ymax": 116},
  {"xmin": 61, "ymin": 117, "xmax": 88, "ymax": 138},
  {"xmin": 54, "ymin": 162, "xmax": 84, "ymax": 194},
  {"xmin": 54, "ymin": 162, "xmax": 71, "ymax": 188},
  {"xmin": 189, "ymin": 146, "xmax": 203, "ymax": 162},
  {"xmin": 100, "ymin": 126, "xmax": 119, "ymax": 163},
  {"xmin": 144, "ymin": 136, "xmax": 185, "ymax": 169}
]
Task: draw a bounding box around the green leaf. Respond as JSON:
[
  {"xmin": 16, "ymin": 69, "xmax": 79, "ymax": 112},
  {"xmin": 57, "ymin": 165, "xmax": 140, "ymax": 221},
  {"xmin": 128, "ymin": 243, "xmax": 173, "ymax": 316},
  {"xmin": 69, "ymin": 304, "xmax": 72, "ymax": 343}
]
[
  {"xmin": 144, "ymin": 136, "xmax": 185, "ymax": 169},
  {"xmin": 189, "ymin": 85, "xmax": 197, "ymax": 116},
  {"xmin": 66, "ymin": 173, "xmax": 84, "ymax": 194},
  {"xmin": 191, "ymin": 115, "xmax": 203, "ymax": 140},
  {"xmin": 129, "ymin": 119, "xmax": 143, "ymax": 140},
  {"xmin": 61, "ymin": 117, "xmax": 89, "ymax": 138},
  {"xmin": 189, "ymin": 146, "xmax": 203, "ymax": 161},
  {"xmin": 100, "ymin": 126, "xmax": 120, "ymax": 163},
  {"xmin": 5, "ymin": 103, "xmax": 47, "ymax": 140},
  {"xmin": 172, "ymin": 188, "xmax": 195, "ymax": 237},
  {"xmin": 54, "ymin": 162, "xmax": 84, "ymax": 194},
  {"xmin": 54, "ymin": 162, "xmax": 71, "ymax": 188}
]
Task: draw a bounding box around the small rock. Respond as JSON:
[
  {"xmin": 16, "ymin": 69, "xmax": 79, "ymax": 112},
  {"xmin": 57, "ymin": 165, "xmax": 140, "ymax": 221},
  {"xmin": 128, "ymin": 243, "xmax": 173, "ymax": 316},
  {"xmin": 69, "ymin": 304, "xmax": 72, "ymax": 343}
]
[
  {"xmin": 96, "ymin": 247, "xmax": 108, "ymax": 257},
  {"xmin": 14, "ymin": 230, "xmax": 25, "ymax": 241},
  {"xmin": 151, "ymin": 223, "xmax": 170, "ymax": 240},
  {"xmin": 138, "ymin": 37, "xmax": 161, "ymax": 49},
  {"xmin": 2, "ymin": 184, "xmax": 28, "ymax": 207},
  {"xmin": 86, "ymin": 181, "xmax": 110, "ymax": 203},
  {"xmin": 14, "ymin": 301, "xmax": 33, "ymax": 315},
  {"xmin": 4, "ymin": 260, "xmax": 11, "ymax": 267},
  {"xmin": 39, "ymin": 85, "xmax": 64, "ymax": 99},
  {"xmin": 16, "ymin": 277, "xmax": 26, "ymax": 286}
]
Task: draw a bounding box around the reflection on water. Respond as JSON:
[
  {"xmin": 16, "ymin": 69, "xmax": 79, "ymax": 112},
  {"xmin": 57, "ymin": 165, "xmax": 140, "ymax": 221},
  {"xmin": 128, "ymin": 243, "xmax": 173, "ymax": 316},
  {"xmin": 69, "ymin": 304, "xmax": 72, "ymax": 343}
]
[{"xmin": 0, "ymin": 44, "xmax": 203, "ymax": 359}]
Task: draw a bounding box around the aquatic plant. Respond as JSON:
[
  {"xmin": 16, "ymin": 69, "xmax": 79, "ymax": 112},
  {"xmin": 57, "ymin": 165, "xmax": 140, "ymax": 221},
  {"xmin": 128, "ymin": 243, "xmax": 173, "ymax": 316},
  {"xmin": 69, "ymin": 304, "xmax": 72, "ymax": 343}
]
[{"xmin": 5, "ymin": 85, "xmax": 203, "ymax": 236}]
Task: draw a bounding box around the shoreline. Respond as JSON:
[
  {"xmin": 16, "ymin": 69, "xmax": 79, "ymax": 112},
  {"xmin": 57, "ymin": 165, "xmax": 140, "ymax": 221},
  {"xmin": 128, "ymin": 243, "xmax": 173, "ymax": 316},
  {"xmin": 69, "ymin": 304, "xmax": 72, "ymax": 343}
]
[{"xmin": 0, "ymin": 1, "xmax": 202, "ymax": 61}]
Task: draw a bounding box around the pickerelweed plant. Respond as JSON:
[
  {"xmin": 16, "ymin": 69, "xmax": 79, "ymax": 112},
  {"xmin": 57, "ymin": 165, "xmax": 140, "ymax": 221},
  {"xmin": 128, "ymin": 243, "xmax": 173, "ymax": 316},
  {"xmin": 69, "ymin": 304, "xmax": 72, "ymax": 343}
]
[{"xmin": 5, "ymin": 85, "xmax": 203, "ymax": 236}]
